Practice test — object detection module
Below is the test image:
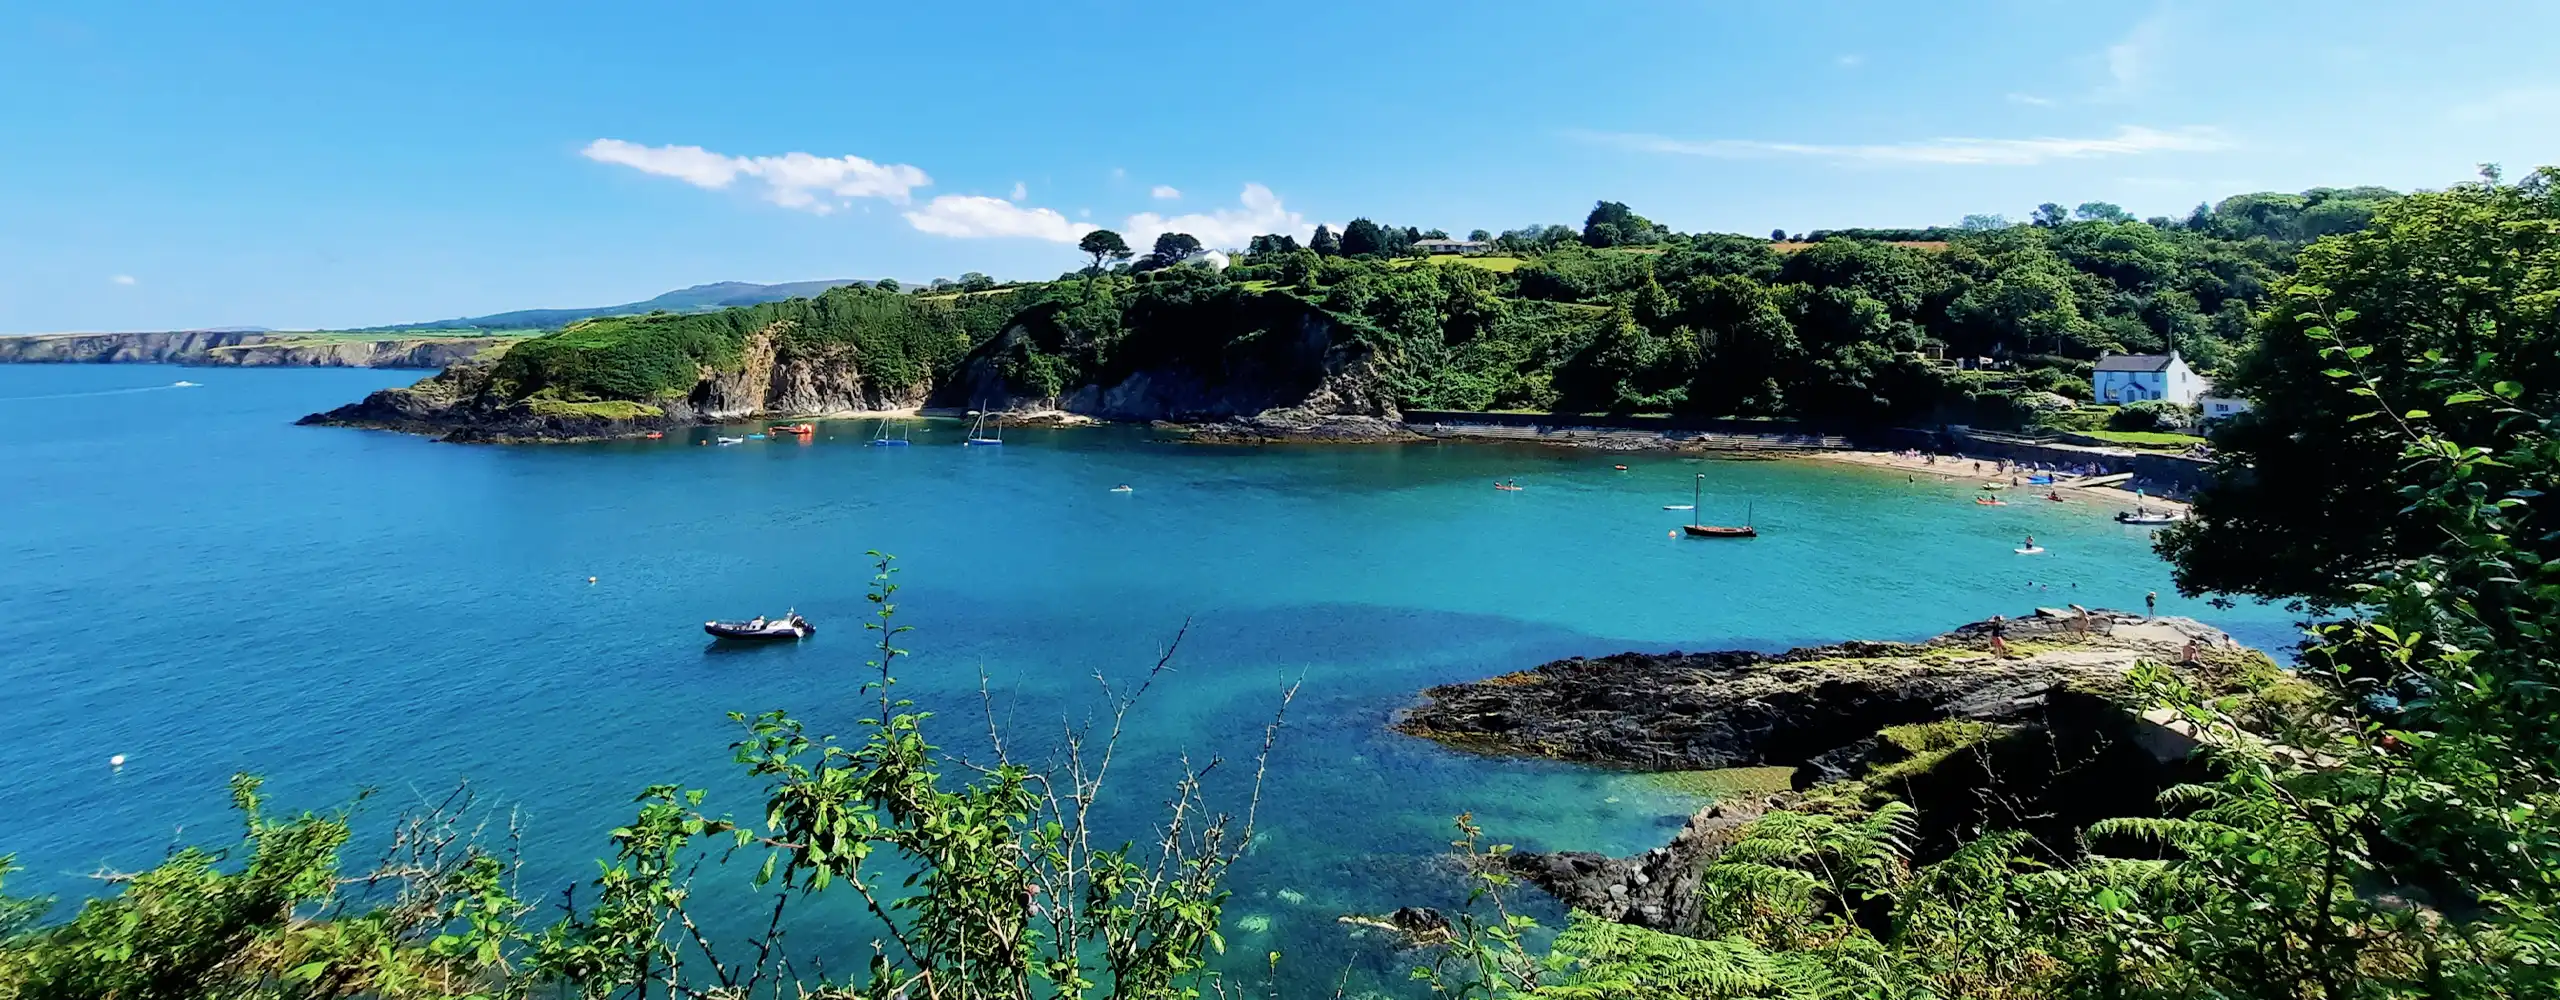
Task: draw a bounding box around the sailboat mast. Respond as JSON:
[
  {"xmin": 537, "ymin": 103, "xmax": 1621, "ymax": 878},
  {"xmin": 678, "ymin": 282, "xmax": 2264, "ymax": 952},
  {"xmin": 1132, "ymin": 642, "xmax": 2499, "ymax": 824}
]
[{"xmin": 1692, "ymin": 474, "xmax": 1703, "ymax": 527}]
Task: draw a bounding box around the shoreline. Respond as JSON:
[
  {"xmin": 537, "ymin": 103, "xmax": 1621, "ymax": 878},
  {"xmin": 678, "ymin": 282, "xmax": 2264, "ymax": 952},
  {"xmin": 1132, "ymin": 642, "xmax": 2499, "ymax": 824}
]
[{"xmin": 1804, "ymin": 448, "xmax": 2189, "ymax": 514}]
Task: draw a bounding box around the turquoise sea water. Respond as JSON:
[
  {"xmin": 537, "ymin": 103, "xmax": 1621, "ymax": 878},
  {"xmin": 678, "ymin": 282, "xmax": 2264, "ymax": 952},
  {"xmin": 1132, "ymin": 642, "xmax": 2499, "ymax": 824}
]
[{"xmin": 0, "ymin": 364, "xmax": 2298, "ymax": 993}]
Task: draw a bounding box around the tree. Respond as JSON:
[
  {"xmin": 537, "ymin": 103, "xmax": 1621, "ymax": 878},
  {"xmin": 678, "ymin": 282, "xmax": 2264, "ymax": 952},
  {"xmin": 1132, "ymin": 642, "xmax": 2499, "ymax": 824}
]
[
  {"xmin": 1340, "ymin": 217, "xmax": 1390, "ymax": 257},
  {"xmin": 1959, "ymin": 213, "xmax": 2012, "ymax": 231},
  {"xmin": 2160, "ymin": 165, "xmax": 2560, "ymax": 607},
  {"xmin": 957, "ymin": 272, "xmax": 996, "ymax": 292},
  {"xmin": 2072, "ymin": 201, "xmax": 2133, "ymax": 223},
  {"xmin": 874, "ymin": 278, "xmax": 900, "ymax": 293},
  {"xmin": 1148, "ymin": 231, "xmax": 1204, "ymax": 266},
  {"xmin": 2030, "ymin": 202, "xmax": 2070, "ymax": 228},
  {"xmin": 1076, "ymin": 229, "xmax": 1132, "ymax": 275},
  {"xmin": 1582, "ymin": 200, "xmax": 1664, "ymax": 247},
  {"xmin": 1310, "ymin": 224, "xmax": 1341, "ymax": 256},
  {"xmin": 1467, "ymin": 229, "xmax": 1492, "ymax": 242},
  {"xmin": 1245, "ymin": 233, "xmax": 1299, "ymax": 257}
]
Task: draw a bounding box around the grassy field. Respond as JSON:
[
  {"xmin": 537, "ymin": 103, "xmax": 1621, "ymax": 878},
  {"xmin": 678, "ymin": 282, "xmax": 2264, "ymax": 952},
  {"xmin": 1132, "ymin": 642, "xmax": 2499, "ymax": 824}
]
[
  {"xmin": 1771, "ymin": 240, "xmax": 1949, "ymax": 254},
  {"xmin": 1389, "ymin": 254, "xmax": 1528, "ymax": 272},
  {"xmin": 264, "ymin": 329, "xmax": 542, "ymax": 343},
  {"xmin": 2076, "ymin": 429, "xmax": 2207, "ymax": 449}
]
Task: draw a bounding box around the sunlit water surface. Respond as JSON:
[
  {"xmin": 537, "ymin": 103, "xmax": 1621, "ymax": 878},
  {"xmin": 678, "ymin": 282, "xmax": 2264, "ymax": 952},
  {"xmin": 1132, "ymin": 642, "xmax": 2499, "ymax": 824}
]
[{"xmin": 0, "ymin": 365, "xmax": 2295, "ymax": 994}]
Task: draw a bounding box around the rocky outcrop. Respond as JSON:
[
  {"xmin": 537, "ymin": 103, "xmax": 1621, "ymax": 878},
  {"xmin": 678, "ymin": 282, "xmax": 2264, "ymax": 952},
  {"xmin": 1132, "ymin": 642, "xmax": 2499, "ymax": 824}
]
[
  {"xmin": 1398, "ymin": 611, "xmax": 2268, "ymax": 928},
  {"xmin": 0, "ymin": 331, "xmax": 508, "ymax": 368},
  {"xmin": 1396, "ymin": 611, "xmax": 2245, "ymax": 771},
  {"xmin": 302, "ymin": 326, "xmax": 927, "ymax": 442}
]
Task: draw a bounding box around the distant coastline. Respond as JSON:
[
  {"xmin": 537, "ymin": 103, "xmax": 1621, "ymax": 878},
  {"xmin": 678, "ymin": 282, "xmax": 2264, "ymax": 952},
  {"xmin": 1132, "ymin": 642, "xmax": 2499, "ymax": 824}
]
[{"xmin": 0, "ymin": 330, "xmax": 518, "ymax": 369}]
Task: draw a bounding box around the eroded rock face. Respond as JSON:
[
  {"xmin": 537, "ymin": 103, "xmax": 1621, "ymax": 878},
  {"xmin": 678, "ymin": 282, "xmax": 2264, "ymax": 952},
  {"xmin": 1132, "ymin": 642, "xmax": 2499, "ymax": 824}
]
[
  {"xmin": 936, "ymin": 310, "xmax": 1415, "ymax": 441},
  {"xmin": 1395, "ymin": 611, "xmax": 2240, "ymax": 771},
  {"xmin": 303, "ymin": 327, "xmax": 933, "ymax": 442}
]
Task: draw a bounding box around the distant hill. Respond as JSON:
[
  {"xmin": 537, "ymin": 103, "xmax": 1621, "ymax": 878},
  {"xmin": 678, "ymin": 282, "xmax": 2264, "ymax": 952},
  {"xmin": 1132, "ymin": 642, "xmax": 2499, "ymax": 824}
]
[{"xmin": 364, "ymin": 279, "xmax": 866, "ymax": 332}]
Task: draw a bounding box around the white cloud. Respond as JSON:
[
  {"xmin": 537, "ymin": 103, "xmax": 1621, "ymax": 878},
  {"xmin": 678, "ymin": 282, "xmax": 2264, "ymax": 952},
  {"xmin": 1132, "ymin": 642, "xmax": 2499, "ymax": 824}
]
[
  {"xmin": 903, "ymin": 195, "xmax": 1097, "ymax": 243},
  {"xmin": 1122, "ymin": 183, "xmax": 1309, "ymax": 251},
  {"xmin": 110, "ymin": 274, "xmax": 136, "ymax": 286},
  {"xmin": 1150, "ymin": 184, "xmax": 1182, "ymax": 200},
  {"xmin": 2100, "ymin": 7, "xmax": 2173, "ymax": 99},
  {"xmin": 2452, "ymin": 85, "xmax": 2560, "ymax": 123},
  {"xmin": 1571, "ymin": 124, "xmax": 2229, "ymax": 167},
  {"xmin": 2007, "ymin": 92, "xmax": 2057, "ymax": 107},
  {"xmin": 580, "ymin": 139, "xmax": 931, "ymax": 213},
  {"xmin": 1836, "ymin": 54, "xmax": 1864, "ymax": 69},
  {"xmin": 1010, "ymin": 180, "xmax": 1028, "ymax": 200}
]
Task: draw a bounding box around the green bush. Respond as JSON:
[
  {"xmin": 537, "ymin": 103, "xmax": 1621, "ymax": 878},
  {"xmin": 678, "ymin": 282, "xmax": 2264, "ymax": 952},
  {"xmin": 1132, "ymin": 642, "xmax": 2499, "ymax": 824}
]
[{"xmin": 2107, "ymin": 398, "xmax": 2190, "ymax": 431}]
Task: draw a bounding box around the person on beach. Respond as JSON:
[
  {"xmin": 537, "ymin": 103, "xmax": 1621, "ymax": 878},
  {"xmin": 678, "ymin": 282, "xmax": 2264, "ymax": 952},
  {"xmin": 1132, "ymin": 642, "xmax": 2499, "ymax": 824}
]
[
  {"xmin": 2147, "ymin": 590, "xmax": 2159, "ymax": 619},
  {"xmin": 1988, "ymin": 615, "xmax": 2010, "ymax": 657}
]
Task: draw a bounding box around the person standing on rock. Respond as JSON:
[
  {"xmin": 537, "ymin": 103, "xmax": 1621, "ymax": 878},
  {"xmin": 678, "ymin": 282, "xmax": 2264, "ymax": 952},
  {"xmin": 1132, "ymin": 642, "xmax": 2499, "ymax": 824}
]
[
  {"xmin": 2147, "ymin": 590, "xmax": 2158, "ymax": 620},
  {"xmin": 2068, "ymin": 604, "xmax": 2091, "ymax": 642},
  {"xmin": 1987, "ymin": 615, "xmax": 2010, "ymax": 658}
]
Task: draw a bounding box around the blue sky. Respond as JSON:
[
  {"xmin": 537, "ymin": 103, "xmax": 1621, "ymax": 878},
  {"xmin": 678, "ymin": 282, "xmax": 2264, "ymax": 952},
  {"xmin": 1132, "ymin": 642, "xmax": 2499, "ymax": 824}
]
[{"xmin": 3, "ymin": 1, "xmax": 2554, "ymax": 333}]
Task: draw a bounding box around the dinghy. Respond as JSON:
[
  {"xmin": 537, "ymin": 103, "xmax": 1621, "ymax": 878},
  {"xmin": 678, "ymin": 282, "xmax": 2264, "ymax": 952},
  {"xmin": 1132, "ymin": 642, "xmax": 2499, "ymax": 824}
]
[{"xmin": 704, "ymin": 613, "xmax": 814, "ymax": 641}]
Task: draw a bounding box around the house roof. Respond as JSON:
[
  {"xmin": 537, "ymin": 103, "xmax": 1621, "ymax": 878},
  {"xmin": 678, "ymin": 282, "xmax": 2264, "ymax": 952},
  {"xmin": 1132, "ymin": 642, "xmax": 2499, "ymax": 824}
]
[{"xmin": 2094, "ymin": 353, "xmax": 2175, "ymax": 373}]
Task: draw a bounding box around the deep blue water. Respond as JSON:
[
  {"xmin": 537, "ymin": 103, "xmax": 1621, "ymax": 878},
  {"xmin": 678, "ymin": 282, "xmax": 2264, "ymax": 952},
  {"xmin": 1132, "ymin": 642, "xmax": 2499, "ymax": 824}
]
[{"xmin": 0, "ymin": 364, "xmax": 2298, "ymax": 993}]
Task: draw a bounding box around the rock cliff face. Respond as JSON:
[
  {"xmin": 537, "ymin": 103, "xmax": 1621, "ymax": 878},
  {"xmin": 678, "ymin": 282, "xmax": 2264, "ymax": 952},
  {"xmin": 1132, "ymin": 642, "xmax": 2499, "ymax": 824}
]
[
  {"xmin": 303, "ymin": 326, "xmax": 926, "ymax": 442},
  {"xmin": 0, "ymin": 331, "xmax": 507, "ymax": 368},
  {"xmin": 936, "ymin": 310, "xmax": 1418, "ymax": 441}
]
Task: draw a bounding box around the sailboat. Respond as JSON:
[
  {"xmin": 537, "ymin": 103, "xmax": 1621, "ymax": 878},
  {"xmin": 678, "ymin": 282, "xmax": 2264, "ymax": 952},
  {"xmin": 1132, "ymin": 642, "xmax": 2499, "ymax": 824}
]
[
  {"xmin": 1680, "ymin": 474, "xmax": 1757, "ymax": 538},
  {"xmin": 963, "ymin": 411, "xmax": 1003, "ymax": 447},
  {"xmin": 869, "ymin": 421, "xmax": 911, "ymax": 447}
]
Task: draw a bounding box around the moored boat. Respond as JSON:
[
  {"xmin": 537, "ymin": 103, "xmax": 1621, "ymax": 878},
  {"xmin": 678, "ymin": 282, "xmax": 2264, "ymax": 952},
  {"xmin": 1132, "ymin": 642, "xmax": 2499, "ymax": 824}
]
[
  {"xmin": 704, "ymin": 613, "xmax": 815, "ymax": 640},
  {"xmin": 1679, "ymin": 475, "xmax": 1758, "ymax": 539},
  {"xmin": 2115, "ymin": 508, "xmax": 2183, "ymax": 526},
  {"xmin": 963, "ymin": 411, "xmax": 1003, "ymax": 446}
]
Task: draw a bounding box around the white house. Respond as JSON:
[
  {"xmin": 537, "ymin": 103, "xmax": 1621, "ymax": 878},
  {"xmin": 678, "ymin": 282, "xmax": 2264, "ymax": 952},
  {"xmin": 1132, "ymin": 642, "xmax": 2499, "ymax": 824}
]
[
  {"xmin": 2093, "ymin": 351, "xmax": 2205, "ymax": 405},
  {"xmin": 1177, "ymin": 249, "xmax": 1230, "ymax": 271},
  {"xmin": 2200, "ymin": 393, "xmax": 2253, "ymax": 421}
]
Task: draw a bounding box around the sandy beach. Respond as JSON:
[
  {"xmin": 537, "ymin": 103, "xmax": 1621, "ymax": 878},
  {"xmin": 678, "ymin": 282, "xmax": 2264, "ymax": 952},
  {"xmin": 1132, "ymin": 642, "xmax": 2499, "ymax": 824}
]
[{"xmin": 1805, "ymin": 448, "xmax": 2190, "ymax": 517}]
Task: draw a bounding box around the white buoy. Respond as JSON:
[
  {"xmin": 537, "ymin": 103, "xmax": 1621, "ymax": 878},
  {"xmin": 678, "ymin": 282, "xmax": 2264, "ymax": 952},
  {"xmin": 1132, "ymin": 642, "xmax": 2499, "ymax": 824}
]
[
  {"xmin": 587, "ymin": 576, "xmax": 598, "ymax": 584},
  {"xmin": 109, "ymin": 754, "xmax": 126, "ymax": 769}
]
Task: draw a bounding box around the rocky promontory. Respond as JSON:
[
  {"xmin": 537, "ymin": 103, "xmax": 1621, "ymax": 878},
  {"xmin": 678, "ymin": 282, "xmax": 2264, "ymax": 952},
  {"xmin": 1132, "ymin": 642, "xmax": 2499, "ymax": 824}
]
[{"xmin": 1397, "ymin": 610, "xmax": 2283, "ymax": 929}]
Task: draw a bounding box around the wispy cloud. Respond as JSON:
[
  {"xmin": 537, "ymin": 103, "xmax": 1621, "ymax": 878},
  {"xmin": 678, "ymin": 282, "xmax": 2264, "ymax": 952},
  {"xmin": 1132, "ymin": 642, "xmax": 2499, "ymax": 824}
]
[
  {"xmin": 1836, "ymin": 54, "xmax": 1864, "ymax": 69},
  {"xmin": 1123, "ymin": 183, "xmax": 1308, "ymax": 251},
  {"xmin": 109, "ymin": 274, "xmax": 137, "ymax": 286},
  {"xmin": 1150, "ymin": 184, "xmax": 1182, "ymax": 200},
  {"xmin": 1572, "ymin": 124, "xmax": 2229, "ymax": 167},
  {"xmin": 2007, "ymin": 92, "xmax": 2057, "ymax": 107},
  {"xmin": 580, "ymin": 139, "xmax": 931, "ymax": 213},
  {"xmin": 903, "ymin": 195, "xmax": 1096, "ymax": 243},
  {"xmin": 1010, "ymin": 180, "xmax": 1028, "ymax": 200},
  {"xmin": 2452, "ymin": 84, "xmax": 2560, "ymax": 123},
  {"xmin": 2100, "ymin": 7, "xmax": 2174, "ymax": 100}
]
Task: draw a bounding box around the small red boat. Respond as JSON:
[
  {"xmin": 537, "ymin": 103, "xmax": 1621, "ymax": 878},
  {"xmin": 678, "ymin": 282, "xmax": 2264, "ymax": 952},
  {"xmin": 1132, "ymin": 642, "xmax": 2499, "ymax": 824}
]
[
  {"xmin": 643, "ymin": 431, "xmax": 664, "ymax": 440},
  {"xmin": 770, "ymin": 423, "xmax": 816, "ymax": 435}
]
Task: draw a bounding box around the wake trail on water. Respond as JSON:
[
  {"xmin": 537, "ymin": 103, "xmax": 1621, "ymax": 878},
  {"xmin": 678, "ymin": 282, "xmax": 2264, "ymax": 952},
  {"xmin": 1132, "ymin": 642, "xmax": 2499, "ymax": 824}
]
[{"xmin": 0, "ymin": 381, "xmax": 202, "ymax": 403}]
